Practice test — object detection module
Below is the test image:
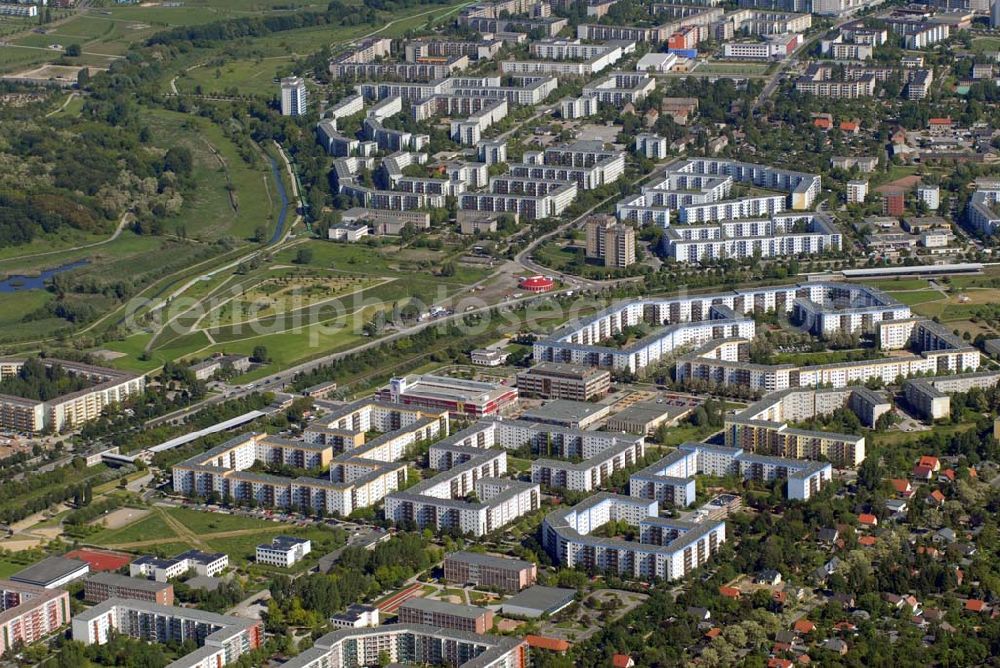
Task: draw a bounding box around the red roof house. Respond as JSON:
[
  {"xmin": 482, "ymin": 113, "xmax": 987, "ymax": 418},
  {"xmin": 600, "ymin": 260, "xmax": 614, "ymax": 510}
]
[{"xmin": 858, "ymin": 513, "xmax": 878, "ymax": 527}]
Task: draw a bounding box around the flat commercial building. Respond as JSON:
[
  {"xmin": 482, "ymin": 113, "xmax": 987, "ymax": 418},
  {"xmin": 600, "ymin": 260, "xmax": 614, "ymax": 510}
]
[
  {"xmin": 0, "ymin": 581, "xmax": 70, "ymax": 655},
  {"xmin": 11, "ymin": 556, "xmax": 89, "ymax": 589},
  {"xmin": 542, "ymin": 493, "xmax": 726, "ymax": 582},
  {"xmin": 606, "ymin": 401, "xmax": 688, "ymax": 436},
  {"xmin": 443, "ymin": 552, "xmax": 537, "ymax": 593},
  {"xmin": 501, "ymin": 585, "xmax": 576, "ymax": 618},
  {"xmin": 399, "ymin": 598, "xmax": 494, "ymax": 634},
  {"xmin": 72, "ymin": 599, "xmax": 263, "ymax": 668},
  {"xmin": 84, "ymin": 573, "xmax": 174, "ymax": 606},
  {"xmin": 0, "ymin": 358, "xmax": 144, "ymax": 433},
  {"xmin": 516, "ymin": 363, "xmax": 612, "ymax": 401},
  {"xmin": 280, "ymin": 624, "xmax": 528, "ymax": 668},
  {"xmin": 379, "ymin": 375, "xmax": 518, "ymax": 418},
  {"xmin": 521, "ymin": 399, "xmax": 611, "ymax": 430}
]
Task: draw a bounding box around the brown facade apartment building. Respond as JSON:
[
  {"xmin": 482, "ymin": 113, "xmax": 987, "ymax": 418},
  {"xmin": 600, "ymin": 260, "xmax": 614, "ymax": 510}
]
[
  {"xmin": 83, "ymin": 572, "xmax": 174, "ymax": 606},
  {"xmin": 398, "ymin": 598, "xmax": 494, "ymax": 634},
  {"xmin": 516, "ymin": 363, "xmax": 611, "ymax": 402},
  {"xmin": 444, "ymin": 551, "xmax": 537, "ymax": 594}
]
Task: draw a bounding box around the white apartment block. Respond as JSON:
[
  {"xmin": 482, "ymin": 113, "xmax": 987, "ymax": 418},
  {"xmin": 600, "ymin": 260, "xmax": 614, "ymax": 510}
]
[
  {"xmin": 280, "ymin": 77, "xmax": 307, "ymax": 117},
  {"xmin": 968, "ymin": 180, "xmax": 1000, "ymax": 236},
  {"xmin": 532, "ymin": 436, "xmax": 645, "ymax": 492},
  {"xmin": 281, "ymin": 624, "xmax": 527, "ymax": 668},
  {"xmin": 256, "ymin": 537, "xmax": 311, "ymax": 567},
  {"xmin": 631, "ymin": 442, "xmax": 832, "ymax": 505},
  {"xmin": 617, "ymin": 158, "xmax": 820, "ymax": 226},
  {"xmin": 542, "ymin": 493, "xmax": 726, "ymax": 581},
  {"xmin": 534, "ymin": 282, "xmax": 907, "ymax": 375},
  {"xmin": 916, "ymin": 184, "xmax": 940, "ymax": 210},
  {"xmin": 73, "ymin": 599, "xmax": 262, "ymax": 668},
  {"xmin": 460, "ymin": 177, "xmax": 578, "ymax": 221},
  {"xmin": 509, "ymin": 141, "xmax": 626, "ymax": 190},
  {"xmin": 173, "ymin": 400, "xmax": 449, "ymax": 517},
  {"xmin": 663, "ymin": 212, "xmax": 842, "ymax": 263},
  {"xmin": 635, "ymin": 133, "xmax": 669, "ymax": 159},
  {"xmin": 678, "ymin": 316, "xmax": 979, "ymax": 389},
  {"xmin": 847, "ymin": 179, "xmax": 868, "ymax": 204},
  {"xmin": 384, "ymin": 421, "xmax": 541, "ymax": 536},
  {"xmin": 0, "ymin": 359, "xmax": 144, "ymax": 433}
]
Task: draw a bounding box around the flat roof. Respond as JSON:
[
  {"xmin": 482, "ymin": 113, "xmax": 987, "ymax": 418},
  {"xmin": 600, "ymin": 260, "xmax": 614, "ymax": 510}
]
[
  {"xmin": 445, "ymin": 551, "xmax": 534, "ymax": 571},
  {"xmin": 522, "ymin": 399, "xmax": 608, "ymax": 424},
  {"xmin": 609, "ymin": 400, "xmax": 687, "ymax": 426},
  {"xmin": 400, "ymin": 597, "xmax": 489, "ymax": 619},
  {"xmin": 502, "ymin": 586, "xmax": 576, "ymax": 615},
  {"xmin": 85, "ymin": 572, "xmax": 171, "ymax": 592},
  {"xmin": 11, "ymin": 556, "xmax": 88, "ymax": 586}
]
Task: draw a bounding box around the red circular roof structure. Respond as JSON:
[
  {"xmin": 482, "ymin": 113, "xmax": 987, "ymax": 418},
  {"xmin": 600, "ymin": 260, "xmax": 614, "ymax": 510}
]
[{"xmin": 519, "ymin": 275, "xmax": 554, "ymax": 292}]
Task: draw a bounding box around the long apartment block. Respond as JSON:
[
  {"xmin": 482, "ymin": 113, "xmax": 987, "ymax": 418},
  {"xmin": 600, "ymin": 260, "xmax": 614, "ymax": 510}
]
[
  {"xmin": 542, "ymin": 493, "xmax": 726, "ymax": 581},
  {"xmin": 384, "ymin": 420, "xmax": 543, "ymax": 536},
  {"xmin": 561, "ymin": 71, "xmax": 655, "ymax": 118},
  {"xmin": 904, "ymin": 371, "xmax": 1000, "ymax": 421},
  {"xmin": 534, "ymin": 282, "xmax": 905, "ymax": 374},
  {"xmin": 280, "ymin": 624, "xmax": 528, "ymax": 668},
  {"xmin": 501, "ymin": 38, "xmax": 632, "ymax": 76},
  {"xmin": 722, "ymin": 388, "xmax": 875, "ymax": 467},
  {"xmin": 508, "ymin": 141, "xmax": 626, "ymax": 190},
  {"xmin": 73, "ymin": 599, "xmax": 263, "ymax": 668},
  {"xmin": 630, "ymin": 442, "xmax": 832, "ymax": 506},
  {"xmin": 460, "ymin": 177, "xmax": 578, "ymax": 221},
  {"xmin": 173, "ymin": 400, "xmax": 449, "ymax": 517},
  {"xmin": 531, "ymin": 430, "xmax": 645, "ymax": 491},
  {"xmin": 663, "ymin": 212, "xmax": 842, "ymax": 262},
  {"xmin": 678, "ymin": 318, "xmax": 980, "ymax": 393},
  {"xmin": 617, "ymin": 158, "xmax": 820, "ymax": 226},
  {"xmin": 0, "ymin": 358, "xmax": 144, "ymax": 433},
  {"xmin": 359, "ymin": 75, "xmax": 558, "ymax": 107},
  {"xmin": 576, "ymin": 6, "xmax": 724, "ymax": 41}
]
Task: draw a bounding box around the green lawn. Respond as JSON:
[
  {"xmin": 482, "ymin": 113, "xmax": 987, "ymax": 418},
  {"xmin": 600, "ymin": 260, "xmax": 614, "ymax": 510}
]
[{"xmin": 886, "ymin": 289, "xmax": 943, "ymax": 306}]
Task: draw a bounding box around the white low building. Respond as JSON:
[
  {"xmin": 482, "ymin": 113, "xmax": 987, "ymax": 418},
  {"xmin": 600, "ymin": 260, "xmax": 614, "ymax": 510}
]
[{"xmin": 256, "ymin": 536, "xmax": 312, "ymax": 567}]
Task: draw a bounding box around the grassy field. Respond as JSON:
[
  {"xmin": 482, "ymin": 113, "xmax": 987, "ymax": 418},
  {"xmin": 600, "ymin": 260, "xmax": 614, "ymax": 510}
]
[
  {"xmin": 87, "ymin": 506, "xmax": 342, "ymax": 566},
  {"xmin": 886, "ymin": 289, "xmax": 944, "ymax": 306},
  {"xmin": 145, "ymin": 109, "xmax": 279, "ymax": 243}
]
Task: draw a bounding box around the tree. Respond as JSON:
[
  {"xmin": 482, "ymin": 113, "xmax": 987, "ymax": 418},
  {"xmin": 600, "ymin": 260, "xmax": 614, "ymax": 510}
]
[
  {"xmin": 65, "ymin": 44, "xmax": 81, "ymax": 57},
  {"xmin": 294, "ymin": 248, "xmax": 313, "ymax": 265},
  {"xmin": 251, "ymin": 346, "xmax": 269, "ymax": 363},
  {"xmin": 253, "ymin": 226, "xmax": 268, "ymax": 243},
  {"xmin": 163, "ymin": 146, "xmax": 194, "ymax": 177}
]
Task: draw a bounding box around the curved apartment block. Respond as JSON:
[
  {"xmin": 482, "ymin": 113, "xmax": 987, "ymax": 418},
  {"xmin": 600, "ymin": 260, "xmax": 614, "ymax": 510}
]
[{"xmin": 533, "ymin": 282, "xmax": 908, "ymax": 375}]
